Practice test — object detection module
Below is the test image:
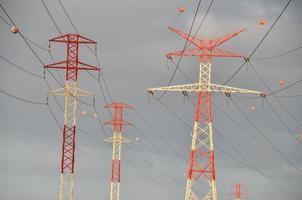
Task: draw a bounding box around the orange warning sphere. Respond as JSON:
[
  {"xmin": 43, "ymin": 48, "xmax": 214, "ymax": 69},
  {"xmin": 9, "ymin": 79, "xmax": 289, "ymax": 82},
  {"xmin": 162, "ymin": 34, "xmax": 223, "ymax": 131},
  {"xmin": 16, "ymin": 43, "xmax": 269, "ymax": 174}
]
[
  {"xmin": 259, "ymin": 19, "xmax": 266, "ymax": 26},
  {"xmin": 299, "ymin": 133, "xmax": 302, "ymax": 139},
  {"xmin": 10, "ymin": 25, "xmax": 19, "ymax": 33},
  {"xmin": 178, "ymin": 5, "xmax": 185, "ymax": 13},
  {"xmin": 279, "ymin": 80, "xmax": 285, "ymax": 86},
  {"xmin": 250, "ymin": 106, "xmax": 256, "ymax": 112}
]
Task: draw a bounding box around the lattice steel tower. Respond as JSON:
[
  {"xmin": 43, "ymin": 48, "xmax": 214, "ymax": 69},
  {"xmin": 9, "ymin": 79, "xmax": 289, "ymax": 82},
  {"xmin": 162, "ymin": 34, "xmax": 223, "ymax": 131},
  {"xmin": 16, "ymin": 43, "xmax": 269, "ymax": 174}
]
[
  {"xmin": 147, "ymin": 27, "xmax": 264, "ymax": 200},
  {"xmin": 230, "ymin": 183, "xmax": 247, "ymax": 200},
  {"xmin": 104, "ymin": 102, "xmax": 132, "ymax": 200},
  {"xmin": 45, "ymin": 34, "xmax": 100, "ymax": 200}
]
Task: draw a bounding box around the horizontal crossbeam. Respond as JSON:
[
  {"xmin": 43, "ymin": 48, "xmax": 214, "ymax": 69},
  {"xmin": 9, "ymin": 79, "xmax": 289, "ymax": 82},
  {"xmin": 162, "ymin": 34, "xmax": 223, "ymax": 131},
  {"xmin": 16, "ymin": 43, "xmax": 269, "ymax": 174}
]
[{"xmin": 148, "ymin": 83, "xmax": 263, "ymax": 95}]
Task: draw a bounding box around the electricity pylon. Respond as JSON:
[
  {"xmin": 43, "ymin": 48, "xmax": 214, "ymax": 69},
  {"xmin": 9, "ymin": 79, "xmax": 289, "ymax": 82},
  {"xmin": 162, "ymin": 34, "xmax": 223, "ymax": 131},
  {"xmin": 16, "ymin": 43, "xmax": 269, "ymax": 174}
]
[
  {"xmin": 45, "ymin": 34, "xmax": 100, "ymax": 200},
  {"xmin": 230, "ymin": 183, "xmax": 247, "ymax": 200},
  {"xmin": 147, "ymin": 27, "xmax": 264, "ymax": 200},
  {"xmin": 104, "ymin": 102, "xmax": 133, "ymax": 200}
]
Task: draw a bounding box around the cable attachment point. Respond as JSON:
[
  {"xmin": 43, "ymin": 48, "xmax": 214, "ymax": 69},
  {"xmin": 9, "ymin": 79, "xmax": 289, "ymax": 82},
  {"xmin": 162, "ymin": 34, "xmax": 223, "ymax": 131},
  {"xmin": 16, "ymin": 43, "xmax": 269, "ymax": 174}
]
[
  {"xmin": 225, "ymin": 92, "xmax": 231, "ymax": 97},
  {"xmin": 166, "ymin": 55, "xmax": 172, "ymax": 60},
  {"xmin": 260, "ymin": 92, "xmax": 266, "ymax": 98},
  {"xmin": 182, "ymin": 91, "xmax": 188, "ymax": 96},
  {"xmin": 244, "ymin": 57, "xmax": 250, "ymax": 62},
  {"xmin": 147, "ymin": 90, "xmax": 154, "ymax": 95}
]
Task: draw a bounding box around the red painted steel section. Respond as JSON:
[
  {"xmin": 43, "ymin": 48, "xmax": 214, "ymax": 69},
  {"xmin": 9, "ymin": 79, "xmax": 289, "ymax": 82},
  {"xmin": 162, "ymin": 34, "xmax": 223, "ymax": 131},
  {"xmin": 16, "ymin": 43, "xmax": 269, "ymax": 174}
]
[
  {"xmin": 230, "ymin": 183, "xmax": 248, "ymax": 199},
  {"xmin": 166, "ymin": 26, "xmax": 246, "ymax": 61},
  {"xmin": 235, "ymin": 184, "xmax": 241, "ymax": 199},
  {"xmin": 104, "ymin": 103, "xmax": 133, "ymax": 133},
  {"xmin": 186, "ymin": 92, "xmax": 216, "ymax": 182}
]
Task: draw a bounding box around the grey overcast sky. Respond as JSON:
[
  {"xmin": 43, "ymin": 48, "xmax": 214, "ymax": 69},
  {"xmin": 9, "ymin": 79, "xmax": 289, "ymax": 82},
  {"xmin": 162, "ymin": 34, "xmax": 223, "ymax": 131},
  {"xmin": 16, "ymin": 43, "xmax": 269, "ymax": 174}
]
[{"xmin": 0, "ymin": 0, "xmax": 301, "ymax": 200}]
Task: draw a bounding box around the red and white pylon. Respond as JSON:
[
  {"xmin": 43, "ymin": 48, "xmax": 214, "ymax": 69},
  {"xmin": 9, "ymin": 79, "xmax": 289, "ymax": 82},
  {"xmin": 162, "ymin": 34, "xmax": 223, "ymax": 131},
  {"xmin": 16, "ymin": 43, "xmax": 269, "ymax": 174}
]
[
  {"xmin": 104, "ymin": 102, "xmax": 133, "ymax": 200},
  {"xmin": 148, "ymin": 27, "xmax": 264, "ymax": 200},
  {"xmin": 230, "ymin": 183, "xmax": 248, "ymax": 200},
  {"xmin": 45, "ymin": 34, "xmax": 100, "ymax": 200}
]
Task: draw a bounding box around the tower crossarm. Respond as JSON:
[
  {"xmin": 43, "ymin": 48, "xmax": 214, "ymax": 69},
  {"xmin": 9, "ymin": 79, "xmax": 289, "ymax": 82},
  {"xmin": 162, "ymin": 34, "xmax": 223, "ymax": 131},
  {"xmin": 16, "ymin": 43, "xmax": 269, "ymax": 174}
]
[
  {"xmin": 104, "ymin": 136, "xmax": 131, "ymax": 143},
  {"xmin": 148, "ymin": 83, "xmax": 263, "ymax": 95},
  {"xmin": 45, "ymin": 60, "xmax": 100, "ymax": 71},
  {"xmin": 168, "ymin": 26, "xmax": 202, "ymax": 48},
  {"xmin": 49, "ymin": 34, "xmax": 97, "ymax": 44},
  {"xmin": 210, "ymin": 83, "xmax": 263, "ymax": 95},
  {"xmin": 48, "ymin": 87, "xmax": 94, "ymax": 97},
  {"xmin": 166, "ymin": 48, "xmax": 244, "ymax": 59},
  {"xmin": 208, "ymin": 28, "xmax": 246, "ymax": 49}
]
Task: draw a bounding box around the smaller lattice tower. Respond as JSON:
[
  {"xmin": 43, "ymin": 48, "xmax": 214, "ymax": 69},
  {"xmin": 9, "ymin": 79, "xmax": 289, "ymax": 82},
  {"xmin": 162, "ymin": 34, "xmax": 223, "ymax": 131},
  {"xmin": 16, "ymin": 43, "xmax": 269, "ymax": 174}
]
[
  {"xmin": 230, "ymin": 183, "xmax": 248, "ymax": 200},
  {"xmin": 104, "ymin": 102, "xmax": 133, "ymax": 200}
]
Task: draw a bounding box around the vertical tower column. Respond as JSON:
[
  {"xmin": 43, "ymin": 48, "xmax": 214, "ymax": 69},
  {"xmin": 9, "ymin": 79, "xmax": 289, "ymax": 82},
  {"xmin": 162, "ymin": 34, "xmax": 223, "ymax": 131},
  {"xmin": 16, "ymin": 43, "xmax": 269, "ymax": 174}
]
[
  {"xmin": 45, "ymin": 34, "xmax": 100, "ymax": 200},
  {"xmin": 185, "ymin": 59, "xmax": 216, "ymax": 200},
  {"xmin": 60, "ymin": 34, "xmax": 79, "ymax": 200},
  {"xmin": 235, "ymin": 184, "xmax": 241, "ymax": 200},
  {"xmin": 104, "ymin": 103, "xmax": 133, "ymax": 200},
  {"xmin": 231, "ymin": 183, "xmax": 247, "ymax": 200}
]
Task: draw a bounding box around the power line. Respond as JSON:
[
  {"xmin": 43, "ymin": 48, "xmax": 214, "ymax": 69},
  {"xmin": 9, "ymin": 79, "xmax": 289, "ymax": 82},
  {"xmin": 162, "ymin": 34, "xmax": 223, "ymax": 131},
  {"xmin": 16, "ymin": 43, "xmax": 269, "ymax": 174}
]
[
  {"xmin": 213, "ymin": 126, "xmax": 302, "ymax": 200},
  {"xmin": 134, "ymin": 109, "xmax": 187, "ymax": 160},
  {"xmin": 47, "ymin": 103, "xmax": 62, "ymax": 129},
  {"xmin": 232, "ymin": 76, "xmax": 302, "ymax": 99},
  {"xmin": 276, "ymin": 93, "xmax": 302, "ymax": 98},
  {"xmin": 41, "ymin": 0, "xmax": 63, "ymax": 36},
  {"xmin": 0, "ymin": 3, "xmax": 45, "ymax": 66},
  {"xmin": 127, "ymin": 143, "xmax": 185, "ymax": 185},
  {"xmin": 0, "ymin": 87, "xmax": 47, "ymax": 105},
  {"xmin": 187, "ymin": 0, "xmax": 214, "ymax": 48},
  {"xmin": 0, "ymin": 55, "xmax": 43, "ymax": 78},
  {"xmin": 123, "ymin": 156, "xmax": 178, "ymax": 193},
  {"xmin": 223, "ymin": 0, "xmax": 293, "ymax": 85},
  {"xmin": 57, "ymin": 0, "xmax": 79, "ymax": 33},
  {"xmin": 253, "ymin": 43, "xmax": 302, "ymax": 60},
  {"xmin": 230, "ymin": 98, "xmax": 302, "ymax": 174},
  {"xmin": 248, "ymin": 62, "xmax": 302, "ymax": 129},
  {"xmin": 212, "ymin": 100, "xmax": 266, "ymax": 145},
  {"xmin": 0, "ymin": 13, "xmax": 10, "ymax": 26},
  {"xmin": 132, "ymin": 125, "xmax": 185, "ymax": 173}
]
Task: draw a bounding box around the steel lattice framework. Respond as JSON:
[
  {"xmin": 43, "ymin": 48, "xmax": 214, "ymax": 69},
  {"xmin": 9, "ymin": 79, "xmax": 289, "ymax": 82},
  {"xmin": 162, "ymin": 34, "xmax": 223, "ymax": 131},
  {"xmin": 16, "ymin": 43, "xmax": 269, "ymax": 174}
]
[
  {"xmin": 45, "ymin": 34, "xmax": 100, "ymax": 200},
  {"xmin": 104, "ymin": 102, "xmax": 132, "ymax": 200},
  {"xmin": 230, "ymin": 183, "xmax": 247, "ymax": 200},
  {"xmin": 148, "ymin": 27, "xmax": 264, "ymax": 200}
]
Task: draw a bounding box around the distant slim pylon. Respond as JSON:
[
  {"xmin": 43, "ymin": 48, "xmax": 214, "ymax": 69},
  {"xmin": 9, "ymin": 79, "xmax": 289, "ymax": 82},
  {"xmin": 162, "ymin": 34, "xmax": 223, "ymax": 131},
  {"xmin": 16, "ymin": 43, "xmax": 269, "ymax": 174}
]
[
  {"xmin": 230, "ymin": 183, "xmax": 247, "ymax": 200},
  {"xmin": 45, "ymin": 34, "xmax": 100, "ymax": 200},
  {"xmin": 104, "ymin": 102, "xmax": 133, "ymax": 200},
  {"xmin": 147, "ymin": 27, "xmax": 264, "ymax": 200}
]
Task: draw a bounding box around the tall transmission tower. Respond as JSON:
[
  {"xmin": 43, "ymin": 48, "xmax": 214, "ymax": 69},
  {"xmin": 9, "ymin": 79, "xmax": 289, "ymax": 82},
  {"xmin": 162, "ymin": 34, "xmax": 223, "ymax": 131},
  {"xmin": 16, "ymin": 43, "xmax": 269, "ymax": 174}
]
[
  {"xmin": 147, "ymin": 27, "xmax": 264, "ymax": 200},
  {"xmin": 104, "ymin": 102, "xmax": 133, "ymax": 200},
  {"xmin": 230, "ymin": 183, "xmax": 247, "ymax": 200},
  {"xmin": 45, "ymin": 34, "xmax": 100, "ymax": 200}
]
